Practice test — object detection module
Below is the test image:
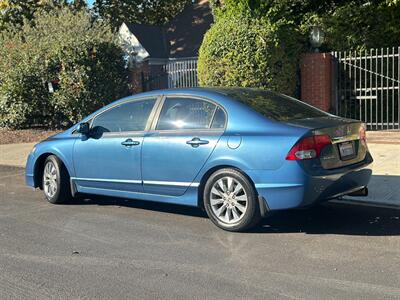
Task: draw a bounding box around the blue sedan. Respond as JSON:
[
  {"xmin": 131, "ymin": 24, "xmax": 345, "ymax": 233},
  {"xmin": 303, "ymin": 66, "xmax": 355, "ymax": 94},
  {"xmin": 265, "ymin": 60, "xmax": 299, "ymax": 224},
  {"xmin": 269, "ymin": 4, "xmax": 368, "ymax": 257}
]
[{"xmin": 25, "ymin": 88, "xmax": 373, "ymax": 231}]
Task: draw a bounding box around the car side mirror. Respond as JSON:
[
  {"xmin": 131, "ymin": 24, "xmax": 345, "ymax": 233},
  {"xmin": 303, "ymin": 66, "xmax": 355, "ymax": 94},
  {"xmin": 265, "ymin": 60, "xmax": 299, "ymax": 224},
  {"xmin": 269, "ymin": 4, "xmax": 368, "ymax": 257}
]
[{"xmin": 77, "ymin": 122, "xmax": 90, "ymax": 135}]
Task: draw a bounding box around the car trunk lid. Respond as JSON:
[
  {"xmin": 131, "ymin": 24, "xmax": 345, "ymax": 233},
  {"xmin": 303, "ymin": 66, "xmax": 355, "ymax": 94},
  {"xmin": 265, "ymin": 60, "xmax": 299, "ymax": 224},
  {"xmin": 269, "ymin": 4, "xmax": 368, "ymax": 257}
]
[{"xmin": 286, "ymin": 116, "xmax": 368, "ymax": 169}]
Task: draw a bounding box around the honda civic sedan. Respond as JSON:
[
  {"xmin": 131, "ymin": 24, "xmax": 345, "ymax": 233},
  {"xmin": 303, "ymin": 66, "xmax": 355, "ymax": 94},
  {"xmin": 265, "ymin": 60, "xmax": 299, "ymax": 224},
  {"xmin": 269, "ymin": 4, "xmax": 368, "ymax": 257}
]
[{"xmin": 25, "ymin": 88, "xmax": 373, "ymax": 231}]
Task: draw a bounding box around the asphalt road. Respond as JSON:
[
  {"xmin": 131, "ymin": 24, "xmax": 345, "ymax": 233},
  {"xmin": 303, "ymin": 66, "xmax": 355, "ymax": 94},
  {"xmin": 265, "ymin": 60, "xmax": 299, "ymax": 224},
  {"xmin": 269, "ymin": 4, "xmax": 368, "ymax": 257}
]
[{"xmin": 1, "ymin": 165, "xmax": 400, "ymax": 299}]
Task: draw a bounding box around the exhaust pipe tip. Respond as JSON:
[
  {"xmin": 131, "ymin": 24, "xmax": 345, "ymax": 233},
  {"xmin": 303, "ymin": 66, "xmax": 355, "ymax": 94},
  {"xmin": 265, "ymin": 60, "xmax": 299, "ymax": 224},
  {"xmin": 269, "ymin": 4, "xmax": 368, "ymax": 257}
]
[{"xmin": 348, "ymin": 186, "xmax": 368, "ymax": 197}]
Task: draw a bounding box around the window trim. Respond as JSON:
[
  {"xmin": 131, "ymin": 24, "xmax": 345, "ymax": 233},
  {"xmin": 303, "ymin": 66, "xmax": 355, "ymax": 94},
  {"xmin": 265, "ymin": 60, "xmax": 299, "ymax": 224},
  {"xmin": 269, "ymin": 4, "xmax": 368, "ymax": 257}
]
[
  {"xmin": 150, "ymin": 94, "xmax": 227, "ymax": 133},
  {"xmin": 87, "ymin": 96, "xmax": 162, "ymax": 135}
]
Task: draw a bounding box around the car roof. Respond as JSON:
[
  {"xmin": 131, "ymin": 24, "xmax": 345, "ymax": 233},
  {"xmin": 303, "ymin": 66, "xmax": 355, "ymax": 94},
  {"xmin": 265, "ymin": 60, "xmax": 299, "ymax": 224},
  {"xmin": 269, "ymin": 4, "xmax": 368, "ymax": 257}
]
[
  {"xmin": 130, "ymin": 87, "xmax": 276, "ymax": 98},
  {"xmin": 127, "ymin": 87, "xmax": 223, "ymax": 99}
]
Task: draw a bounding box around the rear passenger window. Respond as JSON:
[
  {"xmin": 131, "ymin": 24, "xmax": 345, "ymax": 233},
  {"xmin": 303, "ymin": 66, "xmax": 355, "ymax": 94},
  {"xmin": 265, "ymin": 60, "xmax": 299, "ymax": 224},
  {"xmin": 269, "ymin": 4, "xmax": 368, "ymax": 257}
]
[
  {"xmin": 211, "ymin": 107, "xmax": 226, "ymax": 129},
  {"xmin": 156, "ymin": 97, "xmax": 221, "ymax": 130}
]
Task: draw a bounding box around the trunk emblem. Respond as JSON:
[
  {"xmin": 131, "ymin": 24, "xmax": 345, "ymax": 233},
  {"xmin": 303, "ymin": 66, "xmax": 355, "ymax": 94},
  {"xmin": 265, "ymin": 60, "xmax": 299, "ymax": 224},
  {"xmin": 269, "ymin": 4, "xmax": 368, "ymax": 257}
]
[{"xmin": 335, "ymin": 125, "xmax": 352, "ymax": 137}]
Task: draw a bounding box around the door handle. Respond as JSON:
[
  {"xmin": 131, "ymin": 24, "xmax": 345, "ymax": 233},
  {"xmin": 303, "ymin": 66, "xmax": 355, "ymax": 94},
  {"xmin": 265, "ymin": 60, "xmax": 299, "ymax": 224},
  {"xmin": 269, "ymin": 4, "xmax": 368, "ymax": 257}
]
[
  {"xmin": 121, "ymin": 139, "xmax": 140, "ymax": 147},
  {"xmin": 186, "ymin": 137, "xmax": 209, "ymax": 147}
]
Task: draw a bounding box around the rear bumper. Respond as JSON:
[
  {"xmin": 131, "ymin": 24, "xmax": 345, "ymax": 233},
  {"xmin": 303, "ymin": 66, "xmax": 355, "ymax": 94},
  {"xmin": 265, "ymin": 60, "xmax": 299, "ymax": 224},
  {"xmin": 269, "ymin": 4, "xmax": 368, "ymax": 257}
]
[
  {"xmin": 300, "ymin": 166, "xmax": 372, "ymax": 207},
  {"xmin": 247, "ymin": 153, "xmax": 373, "ymax": 211}
]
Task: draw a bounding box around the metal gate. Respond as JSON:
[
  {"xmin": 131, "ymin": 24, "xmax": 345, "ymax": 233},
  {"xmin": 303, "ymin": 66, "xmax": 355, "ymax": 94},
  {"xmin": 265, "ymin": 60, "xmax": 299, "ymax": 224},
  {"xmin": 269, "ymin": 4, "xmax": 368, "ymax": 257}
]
[
  {"xmin": 141, "ymin": 57, "xmax": 198, "ymax": 92},
  {"xmin": 332, "ymin": 47, "xmax": 400, "ymax": 130},
  {"xmin": 165, "ymin": 57, "xmax": 198, "ymax": 88}
]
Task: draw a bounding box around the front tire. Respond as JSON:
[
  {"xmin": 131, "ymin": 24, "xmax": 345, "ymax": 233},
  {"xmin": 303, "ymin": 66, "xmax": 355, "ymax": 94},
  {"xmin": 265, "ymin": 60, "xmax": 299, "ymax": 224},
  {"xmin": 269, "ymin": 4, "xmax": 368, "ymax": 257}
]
[
  {"xmin": 42, "ymin": 155, "xmax": 71, "ymax": 204},
  {"xmin": 203, "ymin": 168, "xmax": 261, "ymax": 232}
]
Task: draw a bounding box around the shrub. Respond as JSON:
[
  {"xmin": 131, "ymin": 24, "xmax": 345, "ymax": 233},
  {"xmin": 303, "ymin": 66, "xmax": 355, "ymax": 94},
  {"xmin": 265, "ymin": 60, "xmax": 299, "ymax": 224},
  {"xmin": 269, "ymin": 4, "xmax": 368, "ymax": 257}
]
[
  {"xmin": 0, "ymin": 33, "xmax": 49, "ymax": 128},
  {"xmin": 198, "ymin": 16, "xmax": 303, "ymax": 96},
  {"xmin": 0, "ymin": 6, "xmax": 129, "ymax": 129},
  {"xmin": 321, "ymin": 1, "xmax": 400, "ymax": 51}
]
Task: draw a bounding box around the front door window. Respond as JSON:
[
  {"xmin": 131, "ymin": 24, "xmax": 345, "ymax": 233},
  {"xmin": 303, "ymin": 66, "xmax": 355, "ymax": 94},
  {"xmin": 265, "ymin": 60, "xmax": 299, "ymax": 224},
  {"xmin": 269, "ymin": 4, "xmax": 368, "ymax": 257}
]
[{"xmin": 91, "ymin": 99, "xmax": 156, "ymax": 133}]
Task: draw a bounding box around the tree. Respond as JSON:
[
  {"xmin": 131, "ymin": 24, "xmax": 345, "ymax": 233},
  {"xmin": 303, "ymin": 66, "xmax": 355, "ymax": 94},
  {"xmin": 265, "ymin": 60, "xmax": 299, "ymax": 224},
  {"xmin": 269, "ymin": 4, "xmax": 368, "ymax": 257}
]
[
  {"xmin": 0, "ymin": 0, "xmax": 87, "ymax": 31},
  {"xmin": 320, "ymin": 1, "xmax": 400, "ymax": 50},
  {"xmin": 211, "ymin": 0, "xmax": 400, "ymax": 51},
  {"xmin": 93, "ymin": 0, "xmax": 189, "ymax": 30},
  {"xmin": 0, "ymin": 5, "xmax": 128, "ymax": 129}
]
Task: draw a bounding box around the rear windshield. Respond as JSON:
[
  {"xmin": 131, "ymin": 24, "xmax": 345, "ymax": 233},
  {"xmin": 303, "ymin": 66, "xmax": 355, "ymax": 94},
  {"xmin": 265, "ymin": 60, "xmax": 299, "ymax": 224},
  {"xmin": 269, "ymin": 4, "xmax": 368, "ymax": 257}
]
[{"xmin": 220, "ymin": 88, "xmax": 328, "ymax": 121}]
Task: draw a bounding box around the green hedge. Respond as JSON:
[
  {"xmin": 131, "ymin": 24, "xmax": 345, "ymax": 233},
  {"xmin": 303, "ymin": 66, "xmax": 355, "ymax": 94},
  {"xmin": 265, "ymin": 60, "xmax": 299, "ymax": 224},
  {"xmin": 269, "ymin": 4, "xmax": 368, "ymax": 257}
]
[
  {"xmin": 0, "ymin": 6, "xmax": 129, "ymax": 129},
  {"xmin": 198, "ymin": 17, "xmax": 303, "ymax": 96},
  {"xmin": 322, "ymin": 2, "xmax": 400, "ymax": 51}
]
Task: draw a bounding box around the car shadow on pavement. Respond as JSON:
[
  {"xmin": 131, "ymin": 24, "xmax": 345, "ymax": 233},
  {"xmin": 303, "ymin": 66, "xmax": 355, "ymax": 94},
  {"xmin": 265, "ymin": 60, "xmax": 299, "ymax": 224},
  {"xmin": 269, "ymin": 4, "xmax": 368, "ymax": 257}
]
[
  {"xmin": 72, "ymin": 195, "xmax": 208, "ymax": 218},
  {"xmin": 72, "ymin": 195, "xmax": 400, "ymax": 236},
  {"xmin": 347, "ymin": 174, "xmax": 400, "ymax": 207},
  {"xmin": 253, "ymin": 202, "xmax": 400, "ymax": 236}
]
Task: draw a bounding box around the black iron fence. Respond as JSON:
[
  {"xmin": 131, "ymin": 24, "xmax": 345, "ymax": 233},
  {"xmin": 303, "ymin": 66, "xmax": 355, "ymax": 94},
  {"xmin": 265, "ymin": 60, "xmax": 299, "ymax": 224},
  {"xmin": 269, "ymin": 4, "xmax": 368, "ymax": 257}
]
[{"xmin": 332, "ymin": 47, "xmax": 400, "ymax": 130}]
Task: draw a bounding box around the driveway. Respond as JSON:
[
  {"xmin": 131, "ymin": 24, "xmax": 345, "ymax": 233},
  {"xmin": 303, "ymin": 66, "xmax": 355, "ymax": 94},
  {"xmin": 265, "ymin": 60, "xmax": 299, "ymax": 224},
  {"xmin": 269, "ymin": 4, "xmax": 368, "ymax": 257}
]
[{"xmin": 1, "ymin": 165, "xmax": 400, "ymax": 299}]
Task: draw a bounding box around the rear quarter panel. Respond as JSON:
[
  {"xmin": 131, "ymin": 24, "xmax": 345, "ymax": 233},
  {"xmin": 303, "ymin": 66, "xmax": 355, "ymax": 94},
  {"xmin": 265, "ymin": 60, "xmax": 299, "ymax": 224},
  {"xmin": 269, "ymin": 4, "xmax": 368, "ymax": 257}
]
[
  {"xmin": 193, "ymin": 94, "xmax": 309, "ymax": 181},
  {"xmin": 198, "ymin": 133, "xmax": 304, "ymax": 173}
]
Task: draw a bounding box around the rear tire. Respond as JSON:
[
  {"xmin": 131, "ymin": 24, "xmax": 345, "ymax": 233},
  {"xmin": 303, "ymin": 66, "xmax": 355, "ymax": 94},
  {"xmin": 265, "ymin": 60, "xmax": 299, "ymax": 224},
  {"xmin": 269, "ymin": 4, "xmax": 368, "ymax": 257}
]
[
  {"xmin": 42, "ymin": 155, "xmax": 71, "ymax": 204},
  {"xmin": 203, "ymin": 168, "xmax": 261, "ymax": 232}
]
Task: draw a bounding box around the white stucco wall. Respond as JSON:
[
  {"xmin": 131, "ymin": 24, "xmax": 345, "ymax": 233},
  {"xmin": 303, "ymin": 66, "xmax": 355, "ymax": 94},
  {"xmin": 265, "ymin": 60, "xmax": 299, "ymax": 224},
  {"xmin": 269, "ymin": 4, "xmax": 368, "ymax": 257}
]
[{"xmin": 118, "ymin": 23, "xmax": 150, "ymax": 63}]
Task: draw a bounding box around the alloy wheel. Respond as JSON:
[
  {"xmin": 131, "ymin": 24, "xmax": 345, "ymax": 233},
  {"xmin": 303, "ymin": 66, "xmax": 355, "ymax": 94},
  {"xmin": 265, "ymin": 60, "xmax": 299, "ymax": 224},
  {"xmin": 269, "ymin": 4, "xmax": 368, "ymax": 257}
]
[
  {"xmin": 43, "ymin": 161, "xmax": 58, "ymax": 198},
  {"xmin": 209, "ymin": 176, "xmax": 248, "ymax": 224}
]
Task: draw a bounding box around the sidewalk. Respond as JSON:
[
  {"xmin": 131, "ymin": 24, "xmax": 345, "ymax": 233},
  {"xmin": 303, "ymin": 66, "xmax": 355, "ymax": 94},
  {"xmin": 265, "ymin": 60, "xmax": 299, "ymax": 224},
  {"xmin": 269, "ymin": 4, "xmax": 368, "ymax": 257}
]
[
  {"xmin": 343, "ymin": 130, "xmax": 400, "ymax": 207},
  {"xmin": 0, "ymin": 142, "xmax": 35, "ymax": 168},
  {"xmin": 366, "ymin": 130, "xmax": 400, "ymax": 144},
  {"xmin": 342, "ymin": 143, "xmax": 400, "ymax": 207},
  {"xmin": 0, "ymin": 134, "xmax": 399, "ymax": 207}
]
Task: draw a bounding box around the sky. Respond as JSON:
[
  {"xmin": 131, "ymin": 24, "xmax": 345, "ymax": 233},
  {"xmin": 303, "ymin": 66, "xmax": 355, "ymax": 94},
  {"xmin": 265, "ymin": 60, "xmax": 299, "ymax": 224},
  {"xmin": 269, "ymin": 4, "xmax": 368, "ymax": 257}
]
[{"xmin": 68, "ymin": 0, "xmax": 94, "ymax": 6}]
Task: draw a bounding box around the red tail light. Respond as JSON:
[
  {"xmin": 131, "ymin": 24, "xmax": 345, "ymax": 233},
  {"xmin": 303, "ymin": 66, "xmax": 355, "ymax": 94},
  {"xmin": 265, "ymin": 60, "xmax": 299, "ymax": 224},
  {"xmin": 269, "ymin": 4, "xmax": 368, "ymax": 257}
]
[{"xmin": 286, "ymin": 134, "xmax": 332, "ymax": 160}]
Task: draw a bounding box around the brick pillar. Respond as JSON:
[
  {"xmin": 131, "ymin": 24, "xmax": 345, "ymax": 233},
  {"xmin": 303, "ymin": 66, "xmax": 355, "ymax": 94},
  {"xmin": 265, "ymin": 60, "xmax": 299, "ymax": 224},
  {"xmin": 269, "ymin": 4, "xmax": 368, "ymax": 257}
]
[
  {"xmin": 128, "ymin": 61, "xmax": 150, "ymax": 94},
  {"xmin": 300, "ymin": 53, "xmax": 334, "ymax": 112}
]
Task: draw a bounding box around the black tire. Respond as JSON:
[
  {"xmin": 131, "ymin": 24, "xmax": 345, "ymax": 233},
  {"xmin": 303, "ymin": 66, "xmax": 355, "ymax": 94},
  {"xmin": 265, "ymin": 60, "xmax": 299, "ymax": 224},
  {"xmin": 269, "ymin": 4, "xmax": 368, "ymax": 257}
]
[
  {"xmin": 42, "ymin": 155, "xmax": 72, "ymax": 204},
  {"xmin": 203, "ymin": 168, "xmax": 262, "ymax": 232}
]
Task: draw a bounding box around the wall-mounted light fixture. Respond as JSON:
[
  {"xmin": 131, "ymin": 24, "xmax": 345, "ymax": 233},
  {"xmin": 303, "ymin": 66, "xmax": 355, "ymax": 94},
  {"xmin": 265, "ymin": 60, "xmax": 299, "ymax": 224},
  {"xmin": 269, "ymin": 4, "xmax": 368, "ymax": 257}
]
[{"xmin": 309, "ymin": 26, "xmax": 325, "ymax": 52}]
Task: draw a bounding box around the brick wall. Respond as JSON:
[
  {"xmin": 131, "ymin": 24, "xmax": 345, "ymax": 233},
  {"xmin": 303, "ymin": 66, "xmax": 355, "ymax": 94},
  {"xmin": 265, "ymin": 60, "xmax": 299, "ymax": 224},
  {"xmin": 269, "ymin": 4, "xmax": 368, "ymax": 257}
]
[
  {"xmin": 129, "ymin": 61, "xmax": 150, "ymax": 93},
  {"xmin": 129, "ymin": 62, "xmax": 168, "ymax": 93},
  {"xmin": 300, "ymin": 53, "xmax": 333, "ymax": 112}
]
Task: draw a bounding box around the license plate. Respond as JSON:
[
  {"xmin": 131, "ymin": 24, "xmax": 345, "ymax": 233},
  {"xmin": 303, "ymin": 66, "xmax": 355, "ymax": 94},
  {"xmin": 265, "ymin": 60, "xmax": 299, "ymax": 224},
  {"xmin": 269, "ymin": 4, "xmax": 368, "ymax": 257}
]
[{"xmin": 338, "ymin": 141, "xmax": 355, "ymax": 159}]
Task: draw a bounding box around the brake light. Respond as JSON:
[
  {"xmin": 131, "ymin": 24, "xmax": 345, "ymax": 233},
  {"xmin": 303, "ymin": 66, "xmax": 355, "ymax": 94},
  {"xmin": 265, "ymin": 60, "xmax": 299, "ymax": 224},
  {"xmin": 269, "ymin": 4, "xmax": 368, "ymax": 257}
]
[
  {"xmin": 359, "ymin": 125, "xmax": 367, "ymax": 146},
  {"xmin": 286, "ymin": 134, "xmax": 332, "ymax": 160}
]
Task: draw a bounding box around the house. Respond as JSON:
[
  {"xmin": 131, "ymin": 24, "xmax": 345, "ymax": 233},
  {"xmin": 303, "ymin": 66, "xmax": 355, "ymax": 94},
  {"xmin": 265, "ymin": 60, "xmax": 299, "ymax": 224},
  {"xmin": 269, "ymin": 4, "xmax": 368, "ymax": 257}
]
[{"xmin": 118, "ymin": 0, "xmax": 213, "ymax": 92}]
